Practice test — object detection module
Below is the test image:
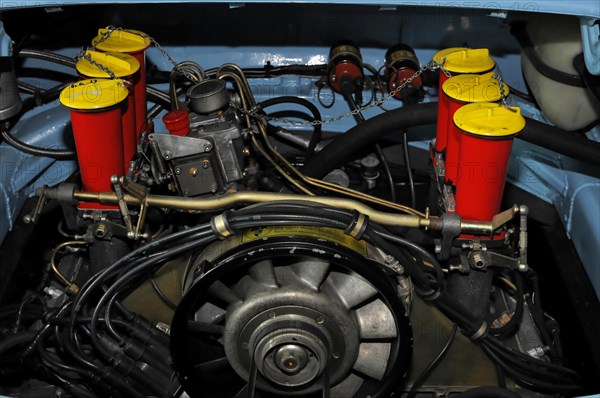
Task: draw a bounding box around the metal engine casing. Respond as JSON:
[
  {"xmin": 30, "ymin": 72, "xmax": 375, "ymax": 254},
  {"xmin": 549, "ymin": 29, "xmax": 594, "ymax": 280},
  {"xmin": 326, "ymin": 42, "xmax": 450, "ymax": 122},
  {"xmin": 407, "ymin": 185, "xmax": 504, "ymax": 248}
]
[{"xmin": 149, "ymin": 108, "xmax": 245, "ymax": 196}]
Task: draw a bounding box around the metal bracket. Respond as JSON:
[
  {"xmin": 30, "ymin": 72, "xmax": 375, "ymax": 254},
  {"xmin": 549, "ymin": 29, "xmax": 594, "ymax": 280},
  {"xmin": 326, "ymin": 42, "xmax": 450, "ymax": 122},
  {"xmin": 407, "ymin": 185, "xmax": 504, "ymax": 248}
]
[
  {"xmin": 111, "ymin": 176, "xmax": 150, "ymax": 241},
  {"xmin": 437, "ymin": 212, "xmax": 461, "ymax": 260},
  {"xmin": 148, "ymin": 133, "xmax": 213, "ymax": 160},
  {"xmin": 91, "ymin": 220, "xmax": 128, "ymax": 241},
  {"xmin": 23, "ymin": 185, "xmax": 48, "ymax": 225},
  {"xmin": 120, "ymin": 178, "xmax": 151, "ymax": 241}
]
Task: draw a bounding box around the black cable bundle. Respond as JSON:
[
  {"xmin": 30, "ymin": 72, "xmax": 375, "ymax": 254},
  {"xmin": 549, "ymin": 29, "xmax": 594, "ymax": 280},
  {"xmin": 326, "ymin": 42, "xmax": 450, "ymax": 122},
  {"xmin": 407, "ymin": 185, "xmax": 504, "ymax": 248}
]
[{"xmin": 3, "ymin": 201, "xmax": 582, "ymax": 397}]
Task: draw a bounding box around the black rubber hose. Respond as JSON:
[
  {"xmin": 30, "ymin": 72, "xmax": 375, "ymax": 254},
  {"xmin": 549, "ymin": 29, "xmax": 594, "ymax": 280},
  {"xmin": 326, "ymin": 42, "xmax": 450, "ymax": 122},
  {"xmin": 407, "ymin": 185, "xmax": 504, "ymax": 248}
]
[
  {"xmin": 302, "ymin": 102, "xmax": 438, "ymax": 178},
  {"xmin": 519, "ymin": 117, "xmax": 600, "ymax": 167},
  {"xmin": 1, "ymin": 126, "xmax": 76, "ymax": 159},
  {"xmin": 258, "ymin": 96, "xmax": 323, "ymax": 157},
  {"xmin": 2, "ymin": 86, "xmax": 77, "ymax": 159},
  {"xmin": 17, "ymin": 49, "xmax": 77, "ymax": 68},
  {"xmin": 303, "ymin": 102, "xmax": 600, "ymax": 178},
  {"xmin": 454, "ymin": 386, "xmax": 521, "ymax": 398},
  {"xmin": 0, "ymin": 330, "xmax": 37, "ymax": 356}
]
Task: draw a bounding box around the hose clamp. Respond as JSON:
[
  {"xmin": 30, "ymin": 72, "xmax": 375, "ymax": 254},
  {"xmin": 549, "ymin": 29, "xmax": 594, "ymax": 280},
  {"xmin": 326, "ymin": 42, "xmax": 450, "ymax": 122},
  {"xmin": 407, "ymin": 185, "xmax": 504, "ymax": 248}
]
[
  {"xmin": 211, "ymin": 211, "xmax": 236, "ymax": 240},
  {"xmin": 467, "ymin": 321, "xmax": 489, "ymax": 342},
  {"xmin": 344, "ymin": 211, "xmax": 369, "ymax": 240}
]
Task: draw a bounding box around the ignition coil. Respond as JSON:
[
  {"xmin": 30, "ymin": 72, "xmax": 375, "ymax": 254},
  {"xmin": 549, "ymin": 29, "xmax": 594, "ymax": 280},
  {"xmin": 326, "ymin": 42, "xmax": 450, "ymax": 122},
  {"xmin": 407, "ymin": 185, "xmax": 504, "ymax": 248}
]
[
  {"xmin": 385, "ymin": 44, "xmax": 423, "ymax": 104},
  {"xmin": 327, "ymin": 43, "xmax": 364, "ymax": 96}
]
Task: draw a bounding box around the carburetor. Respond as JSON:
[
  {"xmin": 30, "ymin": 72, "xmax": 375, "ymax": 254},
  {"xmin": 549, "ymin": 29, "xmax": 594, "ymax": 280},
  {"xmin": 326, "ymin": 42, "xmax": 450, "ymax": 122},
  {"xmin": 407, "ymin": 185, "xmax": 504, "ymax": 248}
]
[{"xmin": 148, "ymin": 79, "xmax": 246, "ymax": 196}]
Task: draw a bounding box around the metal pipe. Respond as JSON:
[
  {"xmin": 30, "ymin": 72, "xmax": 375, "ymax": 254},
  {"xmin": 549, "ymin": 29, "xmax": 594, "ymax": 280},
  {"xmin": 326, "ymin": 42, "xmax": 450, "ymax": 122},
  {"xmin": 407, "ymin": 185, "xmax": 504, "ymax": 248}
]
[
  {"xmin": 72, "ymin": 190, "xmax": 430, "ymax": 228},
  {"xmin": 67, "ymin": 189, "xmax": 515, "ymax": 236}
]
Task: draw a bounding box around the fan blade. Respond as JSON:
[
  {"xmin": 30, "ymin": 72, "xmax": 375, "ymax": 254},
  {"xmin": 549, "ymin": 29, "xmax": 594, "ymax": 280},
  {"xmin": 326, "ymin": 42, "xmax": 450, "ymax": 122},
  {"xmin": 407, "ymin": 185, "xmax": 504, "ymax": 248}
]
[
  {"xmin": 208, "ymin": 280, "xmax": 241, "ymax": 305},
  {"xmin": 330, "ymin": 373, "xmax": 364, "ymax": 398},
  {"xmin": 353, "ymin": 343, "xmax": 391, "ymax": 380},
  {"xmin": 188, "ymin": 321, "xmax": 224, "ymax": 335},
  {"xmin": 326, "ymin": 271, "xmax": 378, "ymax": 309},
  {"xmin": 291, "ymin": 258, "xmax": 330, "ymax": 290},
  {"xmin": 249, "ymin": 259, "xmax": 278, "ymax": 287},
  {"xmin": 194, "ymin": 356, "xmax": 229, "ymax": 371},
  {"xmin": 355, "ymin": 299, "xmax": 397, "ymax": 339},
  {"xmin": 232, "ymin": 384, "xmax": 248, "ymax": 398},
  {"xmin": 194, "ymin": 302, "xmax": 226, "ymax": 324}
]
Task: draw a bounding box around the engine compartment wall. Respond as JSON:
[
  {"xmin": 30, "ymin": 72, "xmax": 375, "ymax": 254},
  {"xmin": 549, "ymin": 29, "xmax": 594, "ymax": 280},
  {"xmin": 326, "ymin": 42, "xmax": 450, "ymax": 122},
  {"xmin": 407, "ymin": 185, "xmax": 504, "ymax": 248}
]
[{"xmin": 0, "ymin": 3, "xmax": 599, "ymax": 298}]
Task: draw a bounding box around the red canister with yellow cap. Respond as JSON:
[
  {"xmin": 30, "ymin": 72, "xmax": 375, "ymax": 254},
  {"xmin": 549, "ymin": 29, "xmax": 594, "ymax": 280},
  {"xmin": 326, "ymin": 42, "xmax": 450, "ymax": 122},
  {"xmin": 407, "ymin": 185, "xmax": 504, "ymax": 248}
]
[
  {"xmin": 452, "ymin": 102, "xmax": 525, "ymax": 222},
  {"xmin": 60, "ymin": 79, "xmax": 129, "ymax": 208},
  {"xmin": 92, "ymin": 28, "xmax": 151, "ymax": 137},
  {"xmin": 76, "ymin": 50, "xmax": 141, "ymax": 166},
  {"xmin": 432, "ymin": 48, "xmax": 495, "ymax": 153},
  {"xmin": 441, "ymin": 72, "xmax": 508, "ymax": 184}
]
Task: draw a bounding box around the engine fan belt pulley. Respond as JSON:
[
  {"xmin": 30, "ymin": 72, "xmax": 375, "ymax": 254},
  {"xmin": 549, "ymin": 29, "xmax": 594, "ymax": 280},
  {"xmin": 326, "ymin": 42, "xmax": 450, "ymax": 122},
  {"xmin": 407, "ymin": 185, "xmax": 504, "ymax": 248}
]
[{"xmin": 171, "ymin": 232, "xmax": 412, "ymax": 398}]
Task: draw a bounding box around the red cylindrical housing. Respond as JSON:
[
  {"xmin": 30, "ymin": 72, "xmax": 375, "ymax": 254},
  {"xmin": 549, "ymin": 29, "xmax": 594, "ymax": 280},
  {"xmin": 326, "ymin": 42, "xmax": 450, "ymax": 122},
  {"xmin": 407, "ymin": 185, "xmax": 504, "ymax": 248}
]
[
  {"xmin": 441, "ymin": 73, "xmax": 508, "ymax": 184},
  {"xmin": 60, "ymin": 79, "xmax": 129, "ymax": 209},
  {"xmin": 163, "ymin": 109, "xmax": 191, "ymax": 136},
  {"xmin": 432, "ymin": 48, "xmax": 495, "ymax": 153},
  {"xmin": 93, "ymin": 29, "xmax": 151, "ymax": 138},
  {"xmin": 76, "ymin": 51, "xmax": 141, "ymax": 168},
  {"xmin": 384, "ymin": 44, "xmax": 423, "ymax": 103},
  {"xmin": 328, "ymin": 43, "xmax": 364, "ymax": 94},
  {"xmin": 453, "ymin": 103, "xmax": 525, "ymax": 222}
]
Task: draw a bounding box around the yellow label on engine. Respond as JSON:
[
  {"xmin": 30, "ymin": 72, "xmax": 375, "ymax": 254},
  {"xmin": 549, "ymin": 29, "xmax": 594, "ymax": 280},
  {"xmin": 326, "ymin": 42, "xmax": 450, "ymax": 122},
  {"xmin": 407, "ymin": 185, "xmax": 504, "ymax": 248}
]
[{"xmin": 241, "ymin": 226, "xmax": 368, "ymax": 256}]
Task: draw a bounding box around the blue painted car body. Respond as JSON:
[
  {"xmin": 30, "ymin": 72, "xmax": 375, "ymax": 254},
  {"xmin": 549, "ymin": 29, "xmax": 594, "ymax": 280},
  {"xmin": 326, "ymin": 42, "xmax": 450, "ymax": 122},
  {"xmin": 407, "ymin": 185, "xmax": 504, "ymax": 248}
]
[{"xmin": 0, "ymin": 1, "xmax": 598, "ymax": 299}]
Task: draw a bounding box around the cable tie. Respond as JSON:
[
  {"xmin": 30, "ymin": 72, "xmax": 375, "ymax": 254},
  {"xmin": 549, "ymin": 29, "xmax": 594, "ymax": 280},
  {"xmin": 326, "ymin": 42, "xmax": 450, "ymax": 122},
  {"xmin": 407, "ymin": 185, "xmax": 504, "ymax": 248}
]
[{"xmin": 344, "ymin": 211, "xmax": 369, "ymax": 240}]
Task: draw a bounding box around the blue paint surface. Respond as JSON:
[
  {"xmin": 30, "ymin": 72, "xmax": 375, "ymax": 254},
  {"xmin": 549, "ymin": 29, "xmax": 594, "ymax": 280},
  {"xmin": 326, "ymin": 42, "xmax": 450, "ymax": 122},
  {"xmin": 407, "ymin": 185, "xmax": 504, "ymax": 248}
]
[
  {"xmin": 0, "ymin": 3, "xmax": 598, "ymax": 298},
  {"xmin": 0, "ymin": 0, "xmax": 599, "ymax": 17}
]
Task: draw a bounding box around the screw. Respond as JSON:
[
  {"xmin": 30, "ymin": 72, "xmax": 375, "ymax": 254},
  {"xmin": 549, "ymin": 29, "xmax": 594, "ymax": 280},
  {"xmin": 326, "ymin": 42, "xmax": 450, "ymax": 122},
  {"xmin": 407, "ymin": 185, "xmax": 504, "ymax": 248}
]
[
  {"xmin": 242, "ymin": 147, "xmax": 250, "ymax": 156},
  {"xmin": 203, "ymin": 144, "xmax": 212, "ymax": 152},
  {"xmin": 202, "ymin": 160, "xmax": 210, "ymax": 169},
  {"xmin": 175, "ymin": 167, "xmax": 182, "ymax": 175},
  {"xmin": 189, "ymin": 167, "xmax": 198, "ymax": 177},
  {"xmin": 316, "ymin": 316, "xmax": 324, "ymax": 324},
  {"xmin": 210, "ymin": 184, "xmax": 218, "ymax": 193},
  {"xmin": 164, "ymin": 152, "xmax": 172, "ymax": 160}
]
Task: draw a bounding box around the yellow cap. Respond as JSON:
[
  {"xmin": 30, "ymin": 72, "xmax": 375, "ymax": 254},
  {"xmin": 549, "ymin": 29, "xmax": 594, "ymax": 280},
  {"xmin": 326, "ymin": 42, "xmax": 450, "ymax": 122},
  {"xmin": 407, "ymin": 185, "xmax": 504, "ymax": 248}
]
[
  {"xmin": 440, "ymin": 48, "xmax": 495, "ymax": 74},
  {"xmin": 60, "ymin": 79, "xmax": 128, "ymax": 110},
  {"xmin": 442, "ymin": 72, "xmax": 509, "ymax": 103},
  {"xmin": 453, "ymin": 102, "xmax": 525, "ymax": 138},
  {"xmin": 92, "ymin": 28, "xmax": 151, "ymax": 54},
  {"xmin": 76, "ymin": 50, "xmax": 140, "ymax": 79},
  {"xmin": 433, "ymin": 47, "xmax": 467, "ymax": 65}
]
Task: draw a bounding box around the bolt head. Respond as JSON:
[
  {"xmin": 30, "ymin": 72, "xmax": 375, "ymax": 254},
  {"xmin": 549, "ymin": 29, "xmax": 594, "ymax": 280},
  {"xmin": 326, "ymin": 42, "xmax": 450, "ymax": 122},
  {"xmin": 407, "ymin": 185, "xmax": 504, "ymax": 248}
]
[
  {"xmin": 175, "ymin": 167, "xmax": 182, "ymax": 175},
  {"xmin": 518, "ymin": 262, "xmax": 529, "ymax": 272}
]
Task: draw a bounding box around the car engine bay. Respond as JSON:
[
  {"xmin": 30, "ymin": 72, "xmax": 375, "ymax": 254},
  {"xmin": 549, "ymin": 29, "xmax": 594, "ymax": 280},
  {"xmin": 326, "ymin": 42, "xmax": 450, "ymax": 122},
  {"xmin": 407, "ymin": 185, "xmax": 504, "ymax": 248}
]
[{"xmin": 0, "ymin": 3, "xmax": 599, "ymax": 398}]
